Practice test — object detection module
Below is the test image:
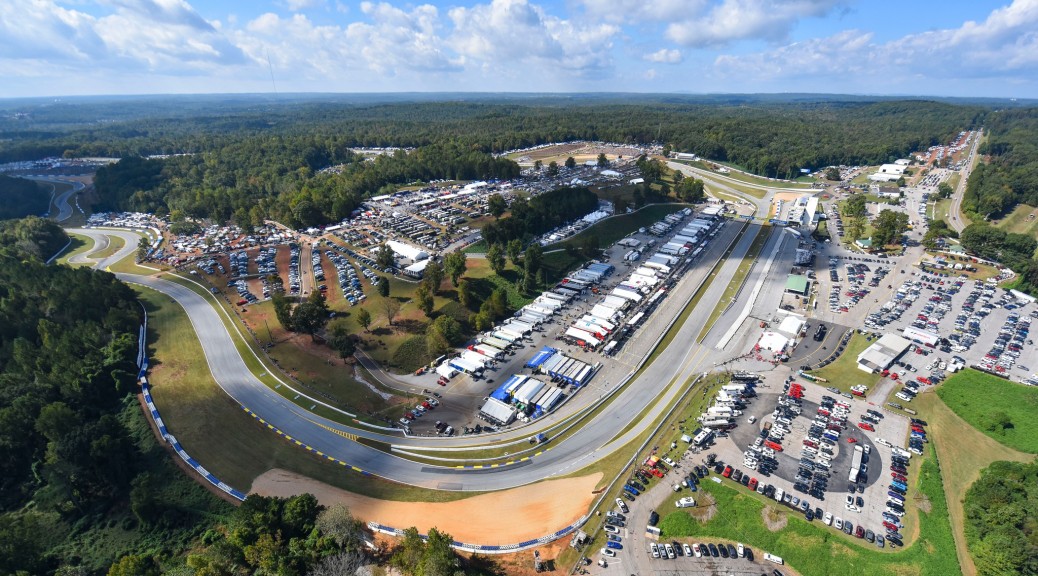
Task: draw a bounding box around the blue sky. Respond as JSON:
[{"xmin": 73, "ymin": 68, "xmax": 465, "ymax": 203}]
[{"xmin": 1, "ymin": 0, "xmax": 1036, "ymax": 98}]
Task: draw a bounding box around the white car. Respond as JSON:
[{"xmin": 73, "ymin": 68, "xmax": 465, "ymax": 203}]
[
  {"xmin": 615, "ymin": 498, "xmax": 629, "ymax": 513},
  {"xmin": 663, "ymin": 456, "xmax": 677, "ymax": 467},
  {"xmin": 693, "ymin": 543, "xmax": 703, "ymax": 557},
  {"xmin": 845, "ymin": 504, "xmax": 861, "ymax": 513},
  {"xmin": 601, "ymin": 548, "xmax": 616, "ymax": 558},
  {"xmin": 823, "ymin": 512, "xmax": 833, "ymax": 526},
  {"xmin": 747, "ymin": 415, "xmax": 757, "ymax": 424},
  {"xmin": 737, "ymin": 542, "xmax": 745, "ymax": 558},
  {"xmin": 683, "ymin": 543, "xmax": 693, "ymax": 557},
  {"xmin": 834, "ymin": 517, "xmax": 843, "ymax": 530},
  {"xmin": 605, "ymin": 525, "xmax": 619, "ymax": 534}
]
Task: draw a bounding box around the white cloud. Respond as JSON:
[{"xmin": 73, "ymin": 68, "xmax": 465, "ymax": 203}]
[
  {"xmin": 645, "ymin": 48, "xmax": 682, "ymax": 64},
  {"xmin": 577, "ymin": 0, "xmax": 699, "ymax": 23},
  {"xmin": 283, "ymin": 0, "xmax": 326, "ymax": 10},
  {"xmin": 448, "ymin": 0, "xmax": 618, "ymax": 73},
  {"xmin": 667, "ymin": 0, "xmax": 847, "ymax": 47},
  {"xmin": 715, "ymin": 0, "xmax": 1038, "ymax": 86}
]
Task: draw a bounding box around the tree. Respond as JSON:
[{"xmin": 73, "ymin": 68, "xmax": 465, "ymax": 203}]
[
  {"xmin": 427, "ymin": 315, "xmax": 462, "ymax": 356},
  {"xmin": 565, "ymin": 156, "xmax": 576, "ymax": 169},
  {"xmin": 872, "ymin": 209, "xmax": 909, "ymax": 247},
  {"xmin": 272, "ymin": 292, "xmax": 293, "ymax": 330},
  {"xmin": 486, "ymin": 243, "xmax": 505, "ymax": 275},
  {"xmin": 676, "ymin": 177, "xmax": 705, "ymax": 202},
  {"xmin": 392, "ymin": 527, "xmax": 426, "ymax": 575},
  {"xmin": 524, "ymin": 243, "xmax": 543, "ymax": 275},
  {"xmin": 632, "ymin": 188, "xmax": 645, "ymax": 208},
  {"xmin": 415, "ymin": 284, "xmax": 434, "ymax": 318},
  {"xmin": 457, "ymin": 279, "xmax": 473, "ymax": 309},
  {"xmin": 546, "ymin": 161, "xmax": 559, "ymax": 177},
  {"xmin": 843, "ymin": 194, "xmax": 868, "ymax": 218},
  {"xmin": 421, "ymin": 528, "xmax": 459, "ymax": 576},
  {"xmin": 597, "ymin": 152, "xmax": 608, "ymax": 167},
  {"xmin": 487, "ymin": 193, "xmax": 506, "ymax": 218},
  {"xmin": 355, "ymin": 307, "xmax": 372, "ymax": 332},
  {"xmin": 506, "ymin": 238, "xmax": 523, "ymax": 266},
  {"xmin": 136, "ymin": 237, "xmax": 150, "ymax": 262},
  {"xmin": 824, "ymin": 167, "xmax": 841, "ymax": 181},
  {"xmin": 129, "ymin": 472, "xmax": 159, "ymax": 525},
  {"xmin": 443, "ymin": 252, "xmax": 467, "ymax": 287},
  {"xmin": 327, "ymin": 318, "xmax": 355, "ymax": 362},
  {"xmin": 310, "ymin": 551, "xmax": 365, "ymax": 576},
  {"xmin": 291, "ymin": 292, "xmax": 330, "ymax": 341},
  {"xmin": 107, "ymin": 555, "xmax": 158, "ymax": 576},
  {"xmin": 521, "ymin": 261, "xmax": 536, "ymax": 294},
  {"xmin": 533, "ymin": 159, "xmax": 542, "ymax": 172},
  {"xmin": 846, "ymin": 216, "xmax": 866, "ymax": 242},
  {"xmin": 377, "ymin": 276, "xmax": 390, "ymax": 298},
  {"xmin": 316, "ymin": 503, "xmax": 365, "ymax": 550},
  {"xmin": 376, "ymin": 243, "xmax": 395, "ymax": 270},
  {"xmin": 423, "ymin": 260, "xmax": 444, "ymax": 294},
  {"xmin": 381, "ymin": 297, "xmax": 401, "ymax": 326},
  {"xmin": 937, "ymin": 182, "xmax": 953, "ymax": 198}
]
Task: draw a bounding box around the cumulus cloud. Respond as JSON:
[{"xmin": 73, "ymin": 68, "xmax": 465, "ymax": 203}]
[
  {"xmin": 284, "ymin": 0, "xmax": 326, "ymax": 10},
  {"xmin": 715, "ymin": 0, "xmax": 1038, "ymax": 84},
  {"xmin": 667, "ymin": 0, "xmax": 847, "ymax": 47},
  {"xmin": 448, "ymin": 0, "xmax": 618, "ymax": 73},
  {"xmin": 645, "ymin": 48, "xmax": 682, "ymax": 64}
]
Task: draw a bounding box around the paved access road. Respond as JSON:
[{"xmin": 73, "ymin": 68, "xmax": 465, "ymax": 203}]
[
  {"xmin": 947, "ymin": 129, "xmax": 983, "ymax": 234},
  {"xmin": 69, "ymin": 222, "xmax": 756, "ymax": 491}
]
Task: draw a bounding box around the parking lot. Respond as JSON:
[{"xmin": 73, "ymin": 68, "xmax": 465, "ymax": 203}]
[{"xmin": 703, "ymin": 370, "xmax": 911, "ymax": 549}]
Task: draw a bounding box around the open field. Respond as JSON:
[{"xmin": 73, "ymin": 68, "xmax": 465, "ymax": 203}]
[
  {"xmin": 806, "ymin": 332, "xmax": 883, "ymax": 394},
  {"xmin": 697, "ymin": 226, "xmax": 769, "ymax": 341},
  {"xmin": 658, "ymin": 442, "xmax": 960, "ymax": 576},
  {"xmin": 992, "ymin": 203, "xmax": 1038, "ymax": 248},
  {"xmin": 915, "ymin": 389, "xmax": 1033, "ymax": 576},
  {"xmin": 936, "ymin": 369, "xmax": 1038, "ymax": 453},
  {"xmin": 137, "ymin": 285, "xmax": 473, "ymax": 502}
]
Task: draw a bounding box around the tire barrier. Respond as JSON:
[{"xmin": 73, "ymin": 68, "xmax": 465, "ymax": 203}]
[
  {"xmin": 135, "ymin": 315, "xmax": 249, "ymax": 502},
  {"xmin": 366, "ymin": 513, "xmax": 589, "ymax": 555}
]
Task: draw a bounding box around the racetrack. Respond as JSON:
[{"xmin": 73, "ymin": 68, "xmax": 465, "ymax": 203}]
[{"xmin": 68, "ymin": 224, "xmax": 752, "ymax": 491}]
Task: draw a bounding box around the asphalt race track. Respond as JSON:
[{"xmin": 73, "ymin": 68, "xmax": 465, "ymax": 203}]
[{"xmin": 71, "ymin": 225, "xmax": 752, "ymax": 491}]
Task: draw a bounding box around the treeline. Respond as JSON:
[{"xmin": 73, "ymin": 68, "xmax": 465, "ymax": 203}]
[
  {"xmin": 0, "ymin": 222, "xmax": 147, "ymax": 573},
  {"xmin": 964, "ymin": 107, "xmax": 1038, "ymax": 218},
  {"xmin": 0, "ymin": 216, "xmax": 69, "ymax": 261},
  {"xmin": 0, "ymin": 175, "xmax": 47, "ymax": 220},
  {"xmin": 93, "ymin": 141, "xmax": 519, "ymax": 229},
  {"xmin": 959, "ymin": 222, "xmax": 1038, "ymax": 294},
  {"xmin": 481, "ymin": 186, "xmax": 598, "ymax": 245},
  {"xmin": 964, "ymin": 459, "xmax": 1038, "ymax": 576}
]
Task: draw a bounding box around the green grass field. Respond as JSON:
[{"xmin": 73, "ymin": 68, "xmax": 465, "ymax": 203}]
[
  {"xmin": 137, "ymin": 285, "xmax": 472, "ymax": 502},
  {"xmin": 807, "ymin": 332, "xmax": 883, "ymax": 394},
  {"xmin": 992, "ymin": 203, "xmax": 1038, "ymax": 249},
  {"xmin": 658, "ymin": 442, "xmax": 960, "ymax": 576},
  {"xmin": 936, "ymin": 369, "xmax": 1038, "ymax": 453}
]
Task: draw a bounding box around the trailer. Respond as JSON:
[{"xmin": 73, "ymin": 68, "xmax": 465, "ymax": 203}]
[
  {"xmin": 448, "ymin": 356, "xmax": 483, "ymax": 375},
  {"xmin": 537, "ymin": 387, "xmax": 564, "ymax": 412},
  {"xmin": 482, "ymin": 335, "xmax": 512, "ymax": 350},
  {"xmin": 518, "ymin": 313, "xmax": 545, "ymax": 326},
  {"xmin": 526, "ymin": 304, "xmax": 556, "ymax": 316},
  {"xmin": 574, "ymin": 365, "xmax": 593, "ymax": 386},
  {"xmin": 506, "ymin": 320, "xmax": 534, "ymax": 334},
  {"xmin": 611, "ymin": 287, "xmax": 643, "ymax": 302},
  {"xmin": 722, "ymin": 384, "xmax": 746, "ymax": 394},
  {"xmin": 473, "ymin": 344, "xmax": 502, "ymax": 360},
  {"xmin": 493, "ymin": 330, "xmax": 520, "ymax": 343},
  {"xmin": 574, "ymin": 319, "xmax": 609, "ymax": 336},
  {"xmin": 582, "ymin": 315, "xmax": 615, "ymax": 331},
  {"xmin": 461, "ymin": 350, "xmax": 488, "ymax": 367},
  {"xmin": 565, "ymin": 327, "xmax": 601, "ymax": 347},
  {"xmin": 702, "ymin": 418, "xmax": 733, "ymax": 429},
  {"xmin": 627, "ymin": 311, "xmax": 645, "ymax": 326},
  {"xmin": 541, "ymin": 291, "xmax": 568, "ymax": 303}
]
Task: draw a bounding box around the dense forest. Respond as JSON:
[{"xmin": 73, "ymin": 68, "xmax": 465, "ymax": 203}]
[
  {"xmin": 963, "ymin": 108, "xmax": 1038, "ymax": 218},
  {"xmin": 2, "ymin": 96, "xmax": 989, "ymax": 227},
  {"xmin": 0, "ymin": 175, "xmax": 46, "ymax": 220},
  {"xmin": 481, "ymin": 186, "xmax": 598, "ymax": 245},
  {"xmin": 964, "ymin": 459, "xmax": 1038, "ymax": 576}
]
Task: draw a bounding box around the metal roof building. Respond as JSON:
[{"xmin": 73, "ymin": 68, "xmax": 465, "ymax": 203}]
[{"xmin": 856, "ymin": 333, "xmax": 912, "ymax": 373}]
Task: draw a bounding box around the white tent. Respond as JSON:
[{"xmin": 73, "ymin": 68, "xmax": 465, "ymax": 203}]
[
  {"xmin": 777, "ymin": 316, "xmax": 806, "ymax": 337},
  {"xmin": 758, "ymin": 332, "xmax": 790, "ymax": 352}
]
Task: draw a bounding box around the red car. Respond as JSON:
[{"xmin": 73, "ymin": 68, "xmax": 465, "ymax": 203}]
[
  {"xmin": 892, "ymin": 474, "xmax": 907, "ymax": 482},
  {"xmin": 883, "ymin": 521, "xmax": 899, "ymax": 531},
  {"xmin": 748, "ymin": 478, "xmax": 759, "ymax": 491},
  {"xmin": 847, "ymin": 437, "xmax": 858, "ymax": 443},
  {"xmin": 858, "ymin": 422, "xmax": 874, "ymax": 432},
  {"xmin": 650, "ymin": 468, "xmax": 664, "ymax": 478},
  {"xmin": 421, "ymin": 401, "xmax": 432, "ymax": 409},
  {"xmin": 722, "ymin": 466, "xmax": 733, "ymax": 478}
]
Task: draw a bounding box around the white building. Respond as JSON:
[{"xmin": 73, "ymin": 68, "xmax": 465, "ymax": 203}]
[
  {"xmin": 386, "ymin": 239, "xmax": 429, "ymax": 262},
  {"xmin": 857, "ymin": 334, "xmax": 912, "ymax": 373}
]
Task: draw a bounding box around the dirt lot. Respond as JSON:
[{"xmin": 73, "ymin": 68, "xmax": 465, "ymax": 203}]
[{"xmin": 251, "ymin": 468, "xmax": 602, "ymax": 545}]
